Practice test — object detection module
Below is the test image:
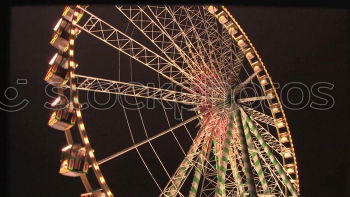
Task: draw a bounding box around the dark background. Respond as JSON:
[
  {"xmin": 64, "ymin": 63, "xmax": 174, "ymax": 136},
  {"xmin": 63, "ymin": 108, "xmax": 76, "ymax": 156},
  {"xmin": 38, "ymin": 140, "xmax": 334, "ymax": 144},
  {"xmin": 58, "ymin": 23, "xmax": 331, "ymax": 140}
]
[{"xmin": 2, "ymin": 4, "xmax": 349, "ymax": 197}]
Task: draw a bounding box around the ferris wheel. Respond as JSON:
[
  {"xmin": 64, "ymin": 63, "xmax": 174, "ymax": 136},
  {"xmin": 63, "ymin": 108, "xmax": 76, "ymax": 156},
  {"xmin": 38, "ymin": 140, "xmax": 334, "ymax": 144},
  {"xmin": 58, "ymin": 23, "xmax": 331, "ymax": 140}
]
[{"xmin": 45, "ymin": 5, "xmax": 300, "ymax": 197}]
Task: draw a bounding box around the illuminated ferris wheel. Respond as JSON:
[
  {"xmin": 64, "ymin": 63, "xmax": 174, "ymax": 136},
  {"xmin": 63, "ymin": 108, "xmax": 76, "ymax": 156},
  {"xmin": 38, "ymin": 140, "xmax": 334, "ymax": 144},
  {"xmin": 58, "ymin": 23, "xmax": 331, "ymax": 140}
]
[{"xmin": 45, "ymin": 5, "xmax": 300, "ymax": 197}]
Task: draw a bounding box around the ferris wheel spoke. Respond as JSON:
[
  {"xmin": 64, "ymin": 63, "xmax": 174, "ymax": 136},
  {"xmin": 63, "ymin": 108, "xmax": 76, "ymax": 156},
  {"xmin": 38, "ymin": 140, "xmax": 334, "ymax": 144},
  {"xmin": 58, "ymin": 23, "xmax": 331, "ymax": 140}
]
[
  {"xmin": 241, "ymin": 113, "xmax": 271, "ymax": 194},
  {"xmin": 188, "ymin": 6, "xmax": 237, "ymax": 84},
  {"xmin": 161, "ymin": 122, "xmax": 208, "ymax": 196},
  {"xmin": 242, "ymin": 109, "xmax": 269, "ymax": 125},
  {"xmin": 132, "ymin": 96, "xmax": 179, "ymax": 189},
  {"xmin": 212, "ymin": 113, "xmax": 247, "ymax": 197},
  {"xmin": 146, "ymin": 6, "xmax": 204, "ymax": 68},
  {"xmin": 220, "ymin": 31, "xmax": 244, "ymax": 86},
  {"xmin": 96, "ymin": 108, "xmax": 212, "ymax": 166},
  {"xmin": 231, "ymin": 110, "xmax": 259, "ymax": 197},
  {"xmin": 188, "ymin": 134, "xmax": 212, "ymax": 197},
  {"xmin": 76, "ymin": 6, "xmax": 196, "ymax": 94},
  {"xmin": 115, "ymin": 6, "xmax": 221, "ymax": 96},
  {"xmin": 193, "ymin": 6, "xmax": 235, "ymax": 87},
  {"xmin": 198, "ymin": 143, "xmax": 214, "ymax": 197},
  {"xmin": 240, "ymin": 106, "xmax": 288, "ymax": 156},
  {"xmin": 234, "ymin": 68, "xmax": 262, "ymax": 94},
  {"xmin": 241, "ymin": 110, "xmax": 298, "ymax": 197},
  {"xmin": 165, "ymin": 6, "xmax": 209, "ymax": 64},
  {"xmin": 198, "ymin": 8, "xmax": 229, "ymax": 83},
  {"xmin": 175, "ymin": 104, "xmax": 195, "ymax": 141},
  {"xmin": 250, "ymin": 135, "xmax": 287, "ymax": 196},
  {"xmin": 228, "ymin": 144, "xmax": 245, "ymax": 196},
  {"xmin": 115, "ymin": 6, "xmax": 196, "ymax": 84},
  {"xmin": 161, "ymin": 115, "xmax": 220, "ymax": 197},
  {"xmin": 120, "ymin": 101, "xmax": 163, "ymax": 192},
  {"xmin": 190, "ymin": 118, "xmax": 230, "ymax": 196},
  {"xmin": 153, "ymin": 6, "xmax": 227, "ymax": 97},
  {"xmin": 146, "ymin": 6, "xmax": 225, "ymax": 96},
  {"xmin": 237, "ymin": 96, "xmax": 269, "ymax": 104},
  {"xmin": 200, "ymin": 7, "xmax": 244, "ymax": 86},
  {"xmin": 171, "ymin": 6, "xmax": 226, "ymax": 90},
  {"xmin": 147, "ymin": 6, "xmax": 225, "ymax": 97},
  {"xmin": 227, "ymin": 128, "xmax": 246, "ymax": 196},
  {"xmin": 71, "ymin": 74, "xmax": 221, "ymax": 105},
  {"xmin": 246, "ymin": 117, "xmax": 298, "ymax": 196},
  {"xmin": 165, "ymin": 6, "xmax": 225, "ymax": 95},
  {"xmin": 233, "ymin": 141, "xmax": 250, "ymax": 196},
  {"xmin": 240, "ymin": 105, "xmax": 276, "ymax": 128}
]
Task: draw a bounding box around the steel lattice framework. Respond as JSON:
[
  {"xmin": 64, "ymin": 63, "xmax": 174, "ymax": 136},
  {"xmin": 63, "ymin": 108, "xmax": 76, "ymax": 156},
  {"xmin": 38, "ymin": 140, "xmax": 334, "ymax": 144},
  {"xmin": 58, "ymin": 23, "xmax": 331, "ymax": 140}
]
[{"xmin": 45, "ymin": 4, "xmax": 300, "ymax": 197}]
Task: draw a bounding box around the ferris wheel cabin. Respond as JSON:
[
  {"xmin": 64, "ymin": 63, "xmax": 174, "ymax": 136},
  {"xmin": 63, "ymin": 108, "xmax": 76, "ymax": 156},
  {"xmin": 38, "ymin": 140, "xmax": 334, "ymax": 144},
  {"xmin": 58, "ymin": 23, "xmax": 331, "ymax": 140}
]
[
  {"xmin": 59, "ymin": 144, "xmax": 89, "ymax": 177},
  {"xmin": 50, "ymin": 6, "xmax": 83, "ymax": 52},
  {"xmin": 48, "ymin": 108, "xmax": 76, "ymax": 131},
  {"xmin": 46, "ymin": 6, "xmax": 83, "ymax": 87}
]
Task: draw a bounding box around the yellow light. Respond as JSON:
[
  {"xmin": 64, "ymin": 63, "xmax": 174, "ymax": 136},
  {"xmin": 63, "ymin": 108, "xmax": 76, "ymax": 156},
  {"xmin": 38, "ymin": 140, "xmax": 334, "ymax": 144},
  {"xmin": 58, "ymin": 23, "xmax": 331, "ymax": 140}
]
[
  {"xmin": 287, "ymin": 168, "xmax": 295, "ymax": 174},
  {"xmin": 89, "ymin": 150, "xmax": 94, "ymax": 158},
  {"xmin": 78, "ymin": 123, "xmax": 85, "ymax": 131},
  {"xmin": 272, "ymin": 107, "xmax": 279, "ymax": 113},
  {"xmin": 71, "ymin": 29, "xmax": 75, "ymax": 35},
  {"xmin": 246, "ymin": 52, "xmax": 254, "ymax": 60},
  {"xmin": 50, "ymin": 34, "xmax": 59, "ymax": 45},
  {"xmin": 51, "ymin": 96, "xmax": 61, "ymax": 107},
  {"xmin": 70, "ymin": 61, "xmax": 75, "ymax": 67},
  {"xmin": 237, "ymin": 39, "xmax": 246, "ymax": 48},
  {"xmin": 218, "ymin": 15, "xmax": 228, "ymax": 24},
  {"xmin": 53, "ymin": 18, "xmax": 62, "ymax": 31},
  {"xmin": 253, "ymin": 65, "xmax": 261, "ymax": 72},
  {"xmin": 73, "ymin": 96, "xmax": 79, "ymax": 104},
  {"xmin": 70, "ymin": 72, "xmax": 75, "ymax": 79},
  {"xmin": 267, "ymin": 93, "xmax": 274, "ymax": 99},
  {"xmin": 228, "ymin": 27, "xmax": 237, "ymax": 36},
  {"xmin": 62, "ymin": 6, "xmax": 70, "ymax": 17},
  {"xmin": 76, "ymin": 110, "xmax": 81, "ymax": 118},
  {"xmin": 48, "ymin": 113, "xmax": 58, "ymax": 126},
  {"xmin": 99, "ymin": 177, "xmax": 105, "ymax": 184},
  {"xmin": 44, "ymin": 69, "xmax": 53, "ymax": 81},
  {"xmin": 277, "ymin": 121, "xmax": 284, "ymax": 128},
  {"xmin": 69, "ymin": 49, "xmax": 74, "ymax": 56},
  {"xmin": 70, "ymin": 39, "xmax": 74, "ymax": 45},
  {"xmin": 61, "ymin": 144, "xmax": 72, "ymax": 152},
  {"xmin": 49, "ymin": 53, "xmax": 58, "ymax": 65},
  {"xmin": 280, "ymin": 136, "xmax": 289, "ymax": 143},
  {"xmin": 106, "ymin": 191, "xmax": 112, "ymax": 196},
  {"xmin": 83, "ymin": 137, "xmax": 89, "ymax": 144},
  {"xmin": 283, "ymin": 152, "xmax": 292, "ymax": 159},
  {"xmin": 93, "ymin": 163, "xmax": 99, "ymax": 170},
  {"xmin": 261, "ymin": 79, "xmax": 268, "ymax": 86},
  {"xmin": 63, "ymin": 44, "xmax": 69, "ymax": 52},
  {"xmin": 207, "ymin": 5, "xmax": 218, "ymax": 14}
]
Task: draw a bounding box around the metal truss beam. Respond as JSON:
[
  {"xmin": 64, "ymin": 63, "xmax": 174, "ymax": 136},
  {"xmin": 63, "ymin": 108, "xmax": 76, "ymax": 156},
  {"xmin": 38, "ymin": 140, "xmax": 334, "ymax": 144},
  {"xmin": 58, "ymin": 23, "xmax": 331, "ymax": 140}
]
[
  {"xmin": 76, "ymin": 6, "xmax": 195, "ymax": 94},
  {"xmin": 70, "ymin": 74, "xmax": 218, "ymax": 105}
]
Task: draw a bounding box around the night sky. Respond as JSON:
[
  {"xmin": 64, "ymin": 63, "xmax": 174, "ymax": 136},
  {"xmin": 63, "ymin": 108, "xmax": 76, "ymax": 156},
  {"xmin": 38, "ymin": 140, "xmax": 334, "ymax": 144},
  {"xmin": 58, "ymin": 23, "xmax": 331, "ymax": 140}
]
[{"xmin": 4, "ymin": 5, "xmax": 350, "ymax": 197}]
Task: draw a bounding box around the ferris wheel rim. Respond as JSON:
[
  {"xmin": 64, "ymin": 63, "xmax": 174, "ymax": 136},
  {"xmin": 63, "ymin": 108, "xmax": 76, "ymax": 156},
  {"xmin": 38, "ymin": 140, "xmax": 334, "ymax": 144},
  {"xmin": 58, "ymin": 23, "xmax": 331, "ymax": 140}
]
[{"xmin": 46, "ymin": 4, "xmax": 300, "ymax": 197}]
